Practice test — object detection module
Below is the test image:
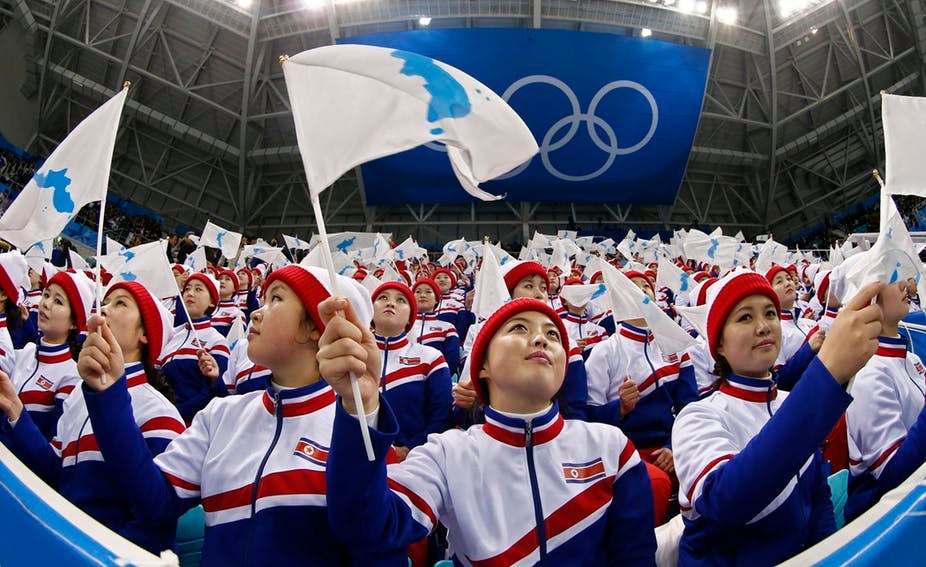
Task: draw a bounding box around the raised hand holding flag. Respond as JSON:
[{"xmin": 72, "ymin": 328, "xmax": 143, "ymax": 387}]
[{"xmin": 282, "ymin": 44, "xmax": 539, "ymax": 460}]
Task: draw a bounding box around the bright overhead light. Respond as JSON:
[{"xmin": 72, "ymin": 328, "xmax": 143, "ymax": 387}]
[
  {"xmin": 302, "ymin": 0, "xmax": 325, "ymax": 8},
  {"xmin": 678, "ymin": 0, "xmax": 695, "ymax": 12},
  {"xmin": 695, "ymin": 1, "xmax": 708, "ymax": 13},
  {"xmin": 419, "ymin": 16, "xmax": 432, "ymax": 25},
  {"xmin": 716, "ymin": 6, "xmax": 737, "ymax": 23},
  {"xmin": 236, "ymin": 0, "xmax": 252, "ymax": 8},
  {"xmin": 811, "ymin": 26, "xmax": 818, "ymax": 33},
  {"xmin": 663, "ymin": 0, "xmax": 676, "ymax": 5},
  {"xmin": 641, "ymin": 27, "xmax": 652, "ymax": 37}
]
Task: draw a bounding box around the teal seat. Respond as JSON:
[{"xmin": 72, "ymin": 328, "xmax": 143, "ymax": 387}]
[
  {"xmin": 176, "ymin": 505, "xmax": 205, "ymax": 567},
  {"xmin": 828, "ymin": 468, "xmax": 849, "ymax": 530},
  {"xmin": 433, "ymin": 561, "xmax": 454, "ymax": 567}
]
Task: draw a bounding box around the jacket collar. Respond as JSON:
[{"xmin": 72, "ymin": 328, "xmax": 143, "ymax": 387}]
[
  {"xmin": 719, "ymin": 373, "xmax": 777, "ymax": 402},
  {"xmin": 261, "ymin": 380, "xmax": 336, "ymax": 417},
  {"xmin": 374, "ymin": 331, "xmax": 410, "ymax": 351},
  {"xmin": 38, "ymin": 340, "xmax": 72, "ymax": 364},
  {"xmin": 876, "ymin": 335, "xmax": 907, "ymax": 358},
  {"xmin": 482, "ymin": 404, "xmax": 564, "ymax": 447},
  {"xmin": 619, "ymin": 321, "xmax": 653, "ymax": 343}
]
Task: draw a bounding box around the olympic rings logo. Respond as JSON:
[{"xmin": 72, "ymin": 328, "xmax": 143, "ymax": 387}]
[{"xmin": 424, "ymin": 75, "xmax": 659, "ymax": 182}]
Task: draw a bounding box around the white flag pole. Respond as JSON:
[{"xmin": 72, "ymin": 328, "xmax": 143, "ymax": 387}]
[
  {"xmin": 93, "ymin": 81, "xmax": 131, "ymax": 385},
  {"xmin": 308, "ymin": 190, "xmax": 376, "ymax": 461}
]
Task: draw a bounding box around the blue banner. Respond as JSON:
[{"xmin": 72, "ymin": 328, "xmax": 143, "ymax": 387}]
[{"xmin": 340, "ymin": 29, "xmax": 709, "ymax": 205}]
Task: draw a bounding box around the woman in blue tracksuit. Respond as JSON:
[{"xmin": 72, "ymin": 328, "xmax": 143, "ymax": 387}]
[
  {"xmin": 318, "ymin": 297, "xmax": 656, "ymax": 566},
  {"xmin": 9, "ymin": 270, "xmax": 93, "ymax": 441},
  {"xmin": 370, "ymin": 281, "xmax": 452, "ymax": 461},
  {"xmin": 77, "ymin": 265, "xmax": 407, "ymax": 565},
  {"xmin": 159, "ymin": 272, "xmax": 229, "ymax": 423},
  {"xmin": 672, "ymin": 270, "xmax": 884, "ymax": 565},
  {"xmin": 0, "ymin": 281, "xmax": 184, "ymax": 554}
]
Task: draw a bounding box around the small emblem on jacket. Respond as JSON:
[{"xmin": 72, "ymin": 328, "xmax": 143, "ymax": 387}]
[
  {"xmin": 294, "ymin": 438, "xmax": 329, "ymax": 466},
  {"xmin": 916, "ymin": 362, "xmax": 925, "ymax": 375},
  {"xmin": 562, "ymin": 458, "xmax": 606, "ymax": 484},
  {"xmin": 36, "ymin": 375, "xmax": 54, "ymax": 390},
  {"xmin": 663, "ymin": 353, "xmax": 679, "ymax": 364},
  {"xmin": 398, "ymin": 356, "xmax": 421, "ymax": 366}
]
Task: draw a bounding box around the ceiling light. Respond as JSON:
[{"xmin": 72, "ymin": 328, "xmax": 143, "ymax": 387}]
[
  {"xmin": 663, "ymin": 0, "xmax": 676, "ymax": 5},
  {"xmin": 302, "ymin": 0, "xmax": 325, "ymax": 8},
  {"xmin": 716, "ymin": 6, "xmax": 737, "ymax": 23},
  {"xmin": 419, "ymin": 16, "xmax": 432, "ymax": 25},
  {"xmin": 641, "ymin": 27, "xmax": 652, "ymax": 37},
  {"xmin": 236, "ymin": 0, "xmax": 252, "ymax": 8},
  {"xmin": 695, "ymin": 1, "xmax": 708, "ymax": 13},
  {"xmin": 678, "ymin": 0, "xmax": 696, "ymax": 12}
]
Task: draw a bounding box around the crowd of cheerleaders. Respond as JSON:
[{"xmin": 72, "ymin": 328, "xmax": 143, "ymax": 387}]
[{"xmin": 0, "ymin": 246, "xmax": 922, "ymax": 566}]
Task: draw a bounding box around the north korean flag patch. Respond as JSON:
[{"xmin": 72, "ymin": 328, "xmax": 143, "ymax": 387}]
[
  {"xmin": 398, "ymin": 356, "xmax": 420, "ymax": 366},
  {"xmin": 36, "ymin": 375, "xmax": 54, "ymax": 390},
  {"xmin": 562, "ymin": 458, "xmax": 606, "ymax": 484},
  {"xmin": 915, "ymin": 362, "xmax": 925, "ymax": 375},
  {"xmin": 293, "ymin": 437, "xmax": 329, "ymax": 466}
]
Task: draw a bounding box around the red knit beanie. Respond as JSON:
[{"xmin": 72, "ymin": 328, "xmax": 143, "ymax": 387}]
[
  {"xmin": 501, "ymin": 261, "xmax": 549, "ymax": 294},
  {"xmin": 218, "ymin": 268, "xmax": 240, "ymax": 294},
  {"xmin": 705, "ymin": 270, "xmax": 781, "ymax": 361},
  {"xmin": 413, "ymin": 278, "xmax": 441, "ymax": 302},
  {"xmin": 469, "ymin": 298, "xmax": 570, "ymax": 403},
  {"xmin": 262, "ymin": 265, "xmax": 372, "ymax": 333},
  {"xmin": 183, "ymin": 272, "xmax": 220, "ymax": 307},
  {"xmin": 764, "ymin": 265, "xmax": 790, "ymax": 285},
  {"xmin": 432, "ymin": 268, "xmax": 457, "ymax": 290},
  {"xmin": 624, "ymin": 270, "xmax": 654, "ymax": 290},
  {"xmin": 47, "ymin": 270, "xmax": 94, "ymax": 333},
  {"xmin": 372, "ymin": 281, "xmax": 417, "ymax": 331},
  {"xmin": 106, "ymin": 282, "xmax": 172, "ymax": 368}
]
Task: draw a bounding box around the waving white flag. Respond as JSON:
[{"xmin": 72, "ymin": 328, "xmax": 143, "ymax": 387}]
[
  {"xmin": 0, "ymin": 87, "xmax": 127, "ymax": 250},
  {"xmin": 882, "ymin": 93, "xmax": 926, "ymax": 197},
  {"xmin": 282, "ymin": 234, "xmax": 311, "ymax": 251},
  {"xmin": 109, "ymin": 240, "xmax": 178, "ymax": 299},
  {"xmin": 282, "ymin": 44, "xmax": 537, "ymax": 201},
  {"xmin": 839, "ymin": 195, "xmax": 924, "ymax": 300},
  {"xmin": 200, "ymin": 220, "xmax": 242, "ymax": 261},
  {"xmin": 472, "ymin": 242, "xmax": 509, "ymax": 320}
]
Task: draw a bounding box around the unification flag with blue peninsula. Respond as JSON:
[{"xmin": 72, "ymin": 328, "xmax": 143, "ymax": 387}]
[
  {"xmin": 0, "ymin": 87, "xmax": 127, "ymax": 251},
  {"xmin": 281, "ymin": 44, "xmax": 538, "ymax": 201}
]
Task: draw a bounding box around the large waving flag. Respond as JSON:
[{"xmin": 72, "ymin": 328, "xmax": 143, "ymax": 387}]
[
  {"xmin": 199, "ymin": 220, "xmax": 242, "ymax": 261},
  {"xmin": 0, "ymin": 87, "xmax": 127, "ymax": 250},
  {"xmin": 881, "ymin": 93, "xmax": 926, "ymax": 197},
  {"xmin": 108, "ymin": 240, "xmax": 178, "ymax": 299},
  {"xmin": 281, "ymin": 44, "xmax": 538, "ymax": 201}
]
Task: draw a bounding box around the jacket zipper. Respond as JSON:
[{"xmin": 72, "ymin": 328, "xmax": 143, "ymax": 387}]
[
  {"xmin": 525, "ymin": 421, "xmax": 547, "ymax": 564},
  {"xmin": 380, "ymin": 337, "xmax": 390, "ymax": 392},
  {"xmin": 244, "ymin": 390, "xmax": 284, "ymax": 564}
]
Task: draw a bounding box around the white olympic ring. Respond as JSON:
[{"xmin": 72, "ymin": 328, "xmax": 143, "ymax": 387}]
[{"xmin": 424, "ymin": 75, "xmax": 659, "ymax": 182}]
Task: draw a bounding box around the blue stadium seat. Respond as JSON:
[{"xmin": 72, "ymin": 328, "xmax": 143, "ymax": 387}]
[
  {"xmin": 828, "ymin": 468, "xmax": 849, "ymax": 530},
  {"xmin": 176, "ymin": 505, "xmax": 205, "ymax": 567}
]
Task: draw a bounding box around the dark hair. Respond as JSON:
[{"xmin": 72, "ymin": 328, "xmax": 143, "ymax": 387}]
[
  {"xmin": 142, "ymin": 346, "xmax": 175, "ymax": 403},
  {"xmin": 68, "ymin": 329, "xmax": 83, "ymax": 362},
  {"xmin": 709, "ymin": 356, "xmax": 732, "ymax": 392},
  {"xmin": 3, "ymin": 299, "xmax": 22, "ymax": 332},
  {"xmin": 204, "ymin": 303, "xmax": 216, "ymax": 317}
]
